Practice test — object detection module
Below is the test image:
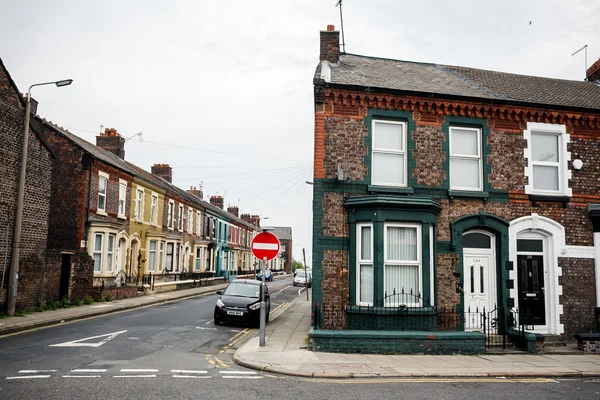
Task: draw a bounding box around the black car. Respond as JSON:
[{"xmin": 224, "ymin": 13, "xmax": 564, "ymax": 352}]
[{"xmin": 214, "ymin": 280, "xmax": 270, "ymax": 327}]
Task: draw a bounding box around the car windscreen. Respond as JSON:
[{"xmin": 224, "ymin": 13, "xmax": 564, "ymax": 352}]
[
  {"xmin": 224, "ymin": 282, "xmax": 260, "ymax": 298},
  {"xmin": 296, "ymin": 270, "xmax": 305, "ymax": 277}
]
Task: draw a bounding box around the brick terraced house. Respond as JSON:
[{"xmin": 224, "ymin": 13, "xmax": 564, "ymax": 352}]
[
  {"xmin": 309, "ymin": 25, "xmax": 600, "ymax": 354},
  {"xmin": 0, "ymin": 58, "xmax": 55, "ymax": 312}
]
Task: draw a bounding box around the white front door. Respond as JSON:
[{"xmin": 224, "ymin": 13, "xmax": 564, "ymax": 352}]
[{"xmin": 464, "ymin": 253, "xmax": 492, "ymax": 313}]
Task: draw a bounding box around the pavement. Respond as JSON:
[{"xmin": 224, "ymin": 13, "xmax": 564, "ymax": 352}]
[
  {"xmin": 234, "ymin": 292, "xmax": 600, "ymax": 379},
  {"xmin": 3, "ymin": 278, "xmax": 600, "ymax": 379}
]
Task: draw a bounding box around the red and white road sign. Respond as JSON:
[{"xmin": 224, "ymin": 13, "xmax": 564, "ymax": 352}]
[{"xmin": 251, "ymin": 232, "xmax": 280, "ymax": 261}]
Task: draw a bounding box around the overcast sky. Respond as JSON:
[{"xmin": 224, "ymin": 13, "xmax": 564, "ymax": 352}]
[{"xmin": 1, "ymin": 0, "xmax": 598, "ymax": 265}]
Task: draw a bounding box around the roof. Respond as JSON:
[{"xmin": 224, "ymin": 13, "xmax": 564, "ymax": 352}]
[
  {"xmin": 262, "ymin": 226, "xmax": 292, "ymax": 241},
  {"xmin": 317, "ymin": 54, "xmax": 600, "ymax": 111},
  {"xmin": 35, "ymin": 119, "xmax": 259, "ymax": 231}
]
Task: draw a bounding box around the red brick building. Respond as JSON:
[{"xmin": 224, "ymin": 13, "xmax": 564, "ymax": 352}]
[
  {"xmin": 310, "ymin": 26, "xmax": 600, "ymax": 353},
  {"xmin": 0, "ymin": 58, "xmax": 54, "ymax": 312}
]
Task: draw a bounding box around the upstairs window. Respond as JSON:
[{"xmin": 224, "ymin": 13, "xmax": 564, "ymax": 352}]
[
  {"xmin": 449, "ymin": 126, "xmax": 482, "ymax": 191},
  {"xmin": 371, "ymin": 120, "xmax": 406, "ymax": 187},
  {"xmin": 525, "ymin": 122, "xmax": 571, "ymax": 196},
  {"xmin": 98, "ymin": 175, "xmax": 107, "ymax": 213},
  {"xmin": 531, "ymin": 133, "xmax": 560, "ymax": 192},
  {"xmin": 150, "ymin": 194, "xmax": 158, "ymax": 225},
  {"xmin": 167, "ymin": 200, "xmax": 174, "ymax": 229},
  {"xmin": 118, "ymin": 181, "xmax": 127, "ymax": 217},
  {"xmin": 134, "ymin": 189, "xmax": 144, "ymax": 220},
  {"xmin": 178, "ymin": 204, "xmax": 184, "ymax": 231},
  {"xmin": 187, "ymin": 208, "xmax": 193, "ymax": 233}
]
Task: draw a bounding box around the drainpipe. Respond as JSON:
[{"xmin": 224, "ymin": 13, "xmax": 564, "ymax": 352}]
[{"xmin": 83, "ymin": 153, "xmax": 94, "ymax": 250}]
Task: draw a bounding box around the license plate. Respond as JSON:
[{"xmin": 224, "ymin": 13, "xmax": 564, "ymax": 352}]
[{"xmin": 227, "ymin": 310, "xmax": 244, "ymax": 316}]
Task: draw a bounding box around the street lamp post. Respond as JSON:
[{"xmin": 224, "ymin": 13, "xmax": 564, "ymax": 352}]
[{"xmin": 7, "ymin": 79, "xmax": 73, "ymax": 316}]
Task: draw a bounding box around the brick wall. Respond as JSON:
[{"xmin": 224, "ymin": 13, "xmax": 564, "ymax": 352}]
[
  {"xmin": 320, "ymin": 249, "xmax": 349, "ymax": 330},
  {"xmin": 313, "ymin": 85, "xmax": 600, "ymax": 333},
  {"xmin": 0, "ymin": 62, "xmax": 53, "ymax": 313},
  {"xmin": 559, "ymin": 257, "xmax": 597, "ymax": 335}
]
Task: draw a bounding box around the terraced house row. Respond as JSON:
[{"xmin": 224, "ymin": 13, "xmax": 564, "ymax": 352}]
[
  {"xmin": 0, "ymin": 57, "xmax": 279, "ymax": 313},
  {"xmin": 309, "ymin": 26, "xmax": 600, "ymax": 354}
]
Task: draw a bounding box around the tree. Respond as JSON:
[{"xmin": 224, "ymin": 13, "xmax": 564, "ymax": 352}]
[{"xmin": 291, "ymin": 259, "xmax": 304, "ymax": 273}]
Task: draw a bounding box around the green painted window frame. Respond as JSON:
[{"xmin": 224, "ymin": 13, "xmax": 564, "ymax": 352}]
[
  {"xmin": 364, "ymin": 109, "xmax": 417, "ymax": 191},
  {"xmin": 442, "ymin": 116, "xmax": 492, "ymax": 196},
  {"xmin": 347, "ymin": 196, "xmax": 439, "ymax": 307}
]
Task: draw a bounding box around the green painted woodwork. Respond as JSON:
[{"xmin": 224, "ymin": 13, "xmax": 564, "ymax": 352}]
[
  {"xmin": 363, "ymin": 109, "xmax": 417, "ymax": 188},
  {"xmin": 449, "ymin": 212, "xmax": 511, "ymax": 324},
  {"xmin": 308, "ymin": 328, "xmax": 486, "ymax": 354}
]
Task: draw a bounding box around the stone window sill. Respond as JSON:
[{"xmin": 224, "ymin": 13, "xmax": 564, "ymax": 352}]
[
  {"xmin": 449, "ymin": 190, "xmax": 489, "ymax": 202},
  {"xmin": 529, "ymin": 194, "xmax": 570, "ymax": 208}
]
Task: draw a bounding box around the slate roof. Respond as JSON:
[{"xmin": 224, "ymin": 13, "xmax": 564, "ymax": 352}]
[
  {"xmin": 262, "ymin": 226, "xmax": 292, "ymax": 241},
  {"xmin": 36, "ymin": 119, "xmax": 259, "ymax": 230},
  {"xmin": 321, "ymin": 53, "xmax": 600, "ymax": 111}
]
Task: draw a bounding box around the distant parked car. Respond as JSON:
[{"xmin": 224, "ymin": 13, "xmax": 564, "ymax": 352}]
[
  {"xmin": 293, "ymin": 269, "xmax": 312, "ymax": 287},
  {"xmin": 214, "ymin": 280, "xmax": 270, "ymax": 327},
  {"xmin": 256, "ymin": 269, "xmax": 273, "ymax": 282}
]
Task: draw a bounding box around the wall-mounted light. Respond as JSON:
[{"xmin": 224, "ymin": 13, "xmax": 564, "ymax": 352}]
[{"xmin": 573, "ymin": 159, "xmax": 583, "ymax": 171}]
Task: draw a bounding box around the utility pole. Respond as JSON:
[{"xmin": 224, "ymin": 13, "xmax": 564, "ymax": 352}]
[{"xmin": 303, "ymin": 248, "xmax": 309, "ymax": 301}]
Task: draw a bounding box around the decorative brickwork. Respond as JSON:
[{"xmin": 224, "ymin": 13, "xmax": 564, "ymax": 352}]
[
  {"xmin": 437, "ymin": 253, "xmax": 461, "ymax": 307},
  {"xmin": 322, "ymin": 193, "xmax": 348, "ymax": 238}
]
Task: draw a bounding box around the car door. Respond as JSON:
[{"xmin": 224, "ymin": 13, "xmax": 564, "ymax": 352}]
[{"xmin": 264, "ymin": 284, "xmax": 270, "ymax": 313}]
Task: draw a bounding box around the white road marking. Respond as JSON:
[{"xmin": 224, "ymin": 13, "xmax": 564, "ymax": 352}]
[
  {"xmin": 63, "ymin": 375, "xmax": 101, "ymax": 378},
  {"xmin": 222, "ymin": 376, "xmax": 263, "ymax": 379},
  {"xmin": 171, "ymin": 370, "xmax": 207, "ymax": 374},
  {"xmin": 173, "ymin": 375, "xmax": 211, "ymax": 379},
  {"xmin": 113, "ymin": 375, "xmax": 156, "ymax": 378},
  {"xmin": 50, "ymin": 330, "xmax": 127, "ymax": 348},
  {"xmin": 71, "ymin": 369, "xmax": 107, "ymax": 373},
  {"xmin": 229, "ymin": 329, "xmax": 242, "ymax": 333},
  {"xmin": 195, "ymin": 327, "xmax": 217, "ymax": 331},
  {"xmin": 120, "ymin": 369, "xmax": 159, "ymax": 373},
  {"xmin": 6, "ymin": 375, "xmax": 51, "ymax": 380},
  {"xmin": 19, "ymin": 370, "xmax": 57, "ymax": 373},
  {"xmin": 298, "ymin": 288, "xmax": 305, "ymax": 296},
  {"xmin": 128, "ymin": 337, "xmax": 140, "ymax": 340},
  {"xmin": 219, "ymin": 371, "xmax": 258, "ymax": 375},
  {"xmin": 205, "ymin": 320, "xmax": 213, "ymax": 325}
]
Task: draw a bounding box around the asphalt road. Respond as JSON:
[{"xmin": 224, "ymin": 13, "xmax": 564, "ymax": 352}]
[{"xmin": 1, "ymin": 276, "xmax": 599, "ymax": 399}]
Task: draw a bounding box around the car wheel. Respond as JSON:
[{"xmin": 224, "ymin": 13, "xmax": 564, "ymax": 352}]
[
  {"xmin": 266, "ymin": 312, "xmax": 270, "ymax": 323},
  {"xmin": 214, "ymin": 317, "xmax": 221, "ymax": 325}
]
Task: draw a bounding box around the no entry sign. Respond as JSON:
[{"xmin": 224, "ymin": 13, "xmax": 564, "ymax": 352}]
[{"xmin": 251, "ymin": 231, "xmax": 280, "ymax": 261}]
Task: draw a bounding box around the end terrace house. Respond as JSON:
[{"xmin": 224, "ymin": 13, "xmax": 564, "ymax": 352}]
[{"xmin": 309, "ymin": 25, "xmax": 600, "ymax": 354}]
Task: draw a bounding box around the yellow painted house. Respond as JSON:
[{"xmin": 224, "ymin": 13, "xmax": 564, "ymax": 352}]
[{"xmin": 128, "ymin": 178, "xmax": 166, "ymax": 277}]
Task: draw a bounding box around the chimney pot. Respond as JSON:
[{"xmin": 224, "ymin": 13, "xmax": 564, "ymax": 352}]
[
  {"xmin": 96, "ymin": 128, "xmax": 125, "ymax": 159},
  {"xmin": 320, "ymin": 24, "xmax": 340, "ymax": 63},
  {"xmin": 151, "ymin": 163, "xmax": 172, "ymax": 183},
  {"xmin": 586, "ymin": 58, "xmax": 600, "ymax": 82}
]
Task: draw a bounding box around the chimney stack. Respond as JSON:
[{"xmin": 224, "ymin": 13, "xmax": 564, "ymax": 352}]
[
  {"xmin": 250, "ymin": 214, "xmax": 260, "ymax": 228},
  {"xmin": 587, "ymin": 59, "xmax": 600, "ymax": 82},
  {"xmin": 227, "ymin": 206, "xmax": 239, "ymax": 217},
  {"xmin": 151, "ymin": 163, "xmax": 172, "ymax": 183},
  {"xmin": 187, "ymin": 186, "xmax": 204, "ymax": 200},
  {"xmin": 210, "ymin": 195, "xmax": 224, "ymax": 210},
  {"xmin": 96, "ymin": 128, "xmax": 125, "ymax": 159},
  {"xmin": 320, "ymin": 24, "xmax": 340, "ymax": 64}
]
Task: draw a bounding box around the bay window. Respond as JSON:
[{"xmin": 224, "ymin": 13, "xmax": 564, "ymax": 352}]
[
  {"xmin": 93, "ymin": 233, "xmax": 103, "ymax": 272},
  {"xmin": 384, "ymin": 224, "xmax": 421, "ymax": 306},
  {"xmin": 148, "ymin": 240, "xmax": 157, "ymax": 272},
  {"xmin": 357, "ymin": 224, "xmax": 373, "ymax": 305}
]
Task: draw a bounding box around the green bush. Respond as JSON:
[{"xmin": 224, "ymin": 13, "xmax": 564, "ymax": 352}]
[
  {"xmin": 84, "ymin": 295, "xmax": 94, "ymax": 305},
  {"xmin": 75, "ymin": 299, "xmax": 83, "ymax": 306},
  {"xmin": 104, "ymin": 293, "xmax": 113, "ymax": 302}
]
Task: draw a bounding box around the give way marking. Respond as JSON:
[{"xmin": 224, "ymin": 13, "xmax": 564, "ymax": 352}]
[{"xmin": 50, "ymin": 330, "xmax": 127, "ymax": 348}]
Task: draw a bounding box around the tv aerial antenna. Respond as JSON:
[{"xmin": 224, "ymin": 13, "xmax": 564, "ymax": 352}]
[
  {"xmin": 572, "ymin": 45, "xmax": 588, "ymax": 79},
  {"xmin": 335, "ymin": 0, "xmax": 346, "ymax": 53}
]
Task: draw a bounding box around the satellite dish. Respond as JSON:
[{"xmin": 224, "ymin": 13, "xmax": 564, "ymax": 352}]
[{"xmin": 337, "ymin": 165, "xmax": 344, "ymax": 181}]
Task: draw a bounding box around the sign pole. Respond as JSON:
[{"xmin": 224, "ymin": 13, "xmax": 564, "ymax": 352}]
[{"xmin": 259, "ymin": 257, "xmax": 266, "ymax": 347}]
